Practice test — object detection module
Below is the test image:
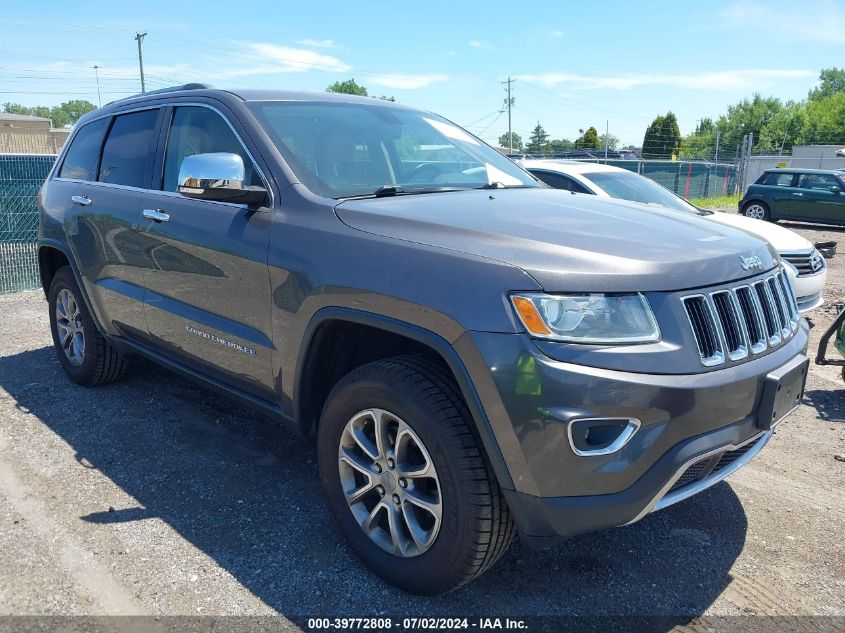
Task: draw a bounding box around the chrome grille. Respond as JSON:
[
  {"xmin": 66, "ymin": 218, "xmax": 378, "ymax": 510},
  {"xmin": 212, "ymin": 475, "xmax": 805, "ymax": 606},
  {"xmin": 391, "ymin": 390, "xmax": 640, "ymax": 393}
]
[
  {"xmin": 683, "ymin": 268, "xmax": 799, "ymax": 367},
  {"xmin": 781, "ymin": 252, "xmax": 824, "ymax": 277}
]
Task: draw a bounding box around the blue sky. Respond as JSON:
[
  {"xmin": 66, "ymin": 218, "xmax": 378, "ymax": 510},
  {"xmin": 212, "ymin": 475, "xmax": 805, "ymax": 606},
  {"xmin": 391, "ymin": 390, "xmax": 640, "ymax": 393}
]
[{"xmin": 2, "ymin": 0, "xmax": 843, "ymax": 146}]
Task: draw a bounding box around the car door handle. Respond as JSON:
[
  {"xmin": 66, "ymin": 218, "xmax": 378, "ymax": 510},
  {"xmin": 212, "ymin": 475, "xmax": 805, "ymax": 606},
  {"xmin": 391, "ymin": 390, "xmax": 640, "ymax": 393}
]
[
  {"xmin": 142, "ymin": 209, "xmax": 170, "ymax": 222},
  {"xmin": 71, "ymin": 195, "xmax": 92, "ymax": 206},
  {"xmin": 792, "ymin": 192, "xmax": 803, "ymax": 196}
]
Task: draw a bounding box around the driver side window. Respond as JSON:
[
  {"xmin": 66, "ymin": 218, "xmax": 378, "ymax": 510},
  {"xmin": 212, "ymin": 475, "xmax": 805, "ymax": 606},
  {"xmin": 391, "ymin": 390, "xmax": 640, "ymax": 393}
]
[{"xmin": 161, "ymin": 106, "xmax": 262, "ymax": 192}]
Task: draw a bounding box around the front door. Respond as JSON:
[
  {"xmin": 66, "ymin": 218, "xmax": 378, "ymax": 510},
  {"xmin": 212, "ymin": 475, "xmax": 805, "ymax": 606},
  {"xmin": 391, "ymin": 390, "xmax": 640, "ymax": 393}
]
[
  {"xmin": 138, "ymin": 105, "xmax": 276, "ymax": 400},
  {"xmin": 792, "ymin": 173, "xmax": 845, "ymax": 223}
]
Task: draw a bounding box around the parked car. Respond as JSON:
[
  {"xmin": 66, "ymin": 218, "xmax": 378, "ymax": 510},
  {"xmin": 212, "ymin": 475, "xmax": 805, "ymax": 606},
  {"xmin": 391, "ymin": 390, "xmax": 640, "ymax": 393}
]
[
  {"xmin": 39, "ymin": 85, "xmax": 809, "ymax": 594},
  {"xmin": 524, "ymin": 160, "xmax": 828, "ymax": 313},
  {"xmin": 739, "ymin": 168, "xmax": 845, "ymax": 227}
]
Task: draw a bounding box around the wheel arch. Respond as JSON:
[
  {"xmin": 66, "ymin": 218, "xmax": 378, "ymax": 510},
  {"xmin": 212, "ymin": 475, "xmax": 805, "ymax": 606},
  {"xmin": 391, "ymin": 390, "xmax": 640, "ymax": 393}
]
[{"xmin": 294, "ymin": 307, "xmax": 515, "ymax": 491}]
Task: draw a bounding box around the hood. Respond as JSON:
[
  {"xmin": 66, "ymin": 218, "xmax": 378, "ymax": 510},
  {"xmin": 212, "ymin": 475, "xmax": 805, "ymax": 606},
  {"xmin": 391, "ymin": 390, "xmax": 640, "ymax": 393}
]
[
  {"xmin": 335, "ymin": 189, "xmax": 779, "ymax": 292},
  {"xmin": 705, "ymin": 211, "xmax": 813, "ymax": 252}
]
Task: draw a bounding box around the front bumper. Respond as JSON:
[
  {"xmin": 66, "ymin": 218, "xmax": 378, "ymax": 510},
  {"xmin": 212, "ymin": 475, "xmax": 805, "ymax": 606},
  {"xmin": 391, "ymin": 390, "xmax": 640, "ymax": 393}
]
[
  {"xmin": 783, "ymin": 261, "xmax": 827, "ymax": 314},
  {"xmin": 456, "ymin": 326, "xmax": 808, "ymax": 546}
]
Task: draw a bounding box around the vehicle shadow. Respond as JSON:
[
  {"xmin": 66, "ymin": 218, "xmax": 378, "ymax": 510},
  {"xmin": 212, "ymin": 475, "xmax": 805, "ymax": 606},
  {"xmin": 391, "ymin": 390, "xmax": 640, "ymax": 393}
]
[
  {"xmin": 804, "ymin": 388, "xmax": 845, "ymax": 423},
  {"xmin": 778, "ymin": 220, "xmax": 845, "ymax": 236},
  {"xmin": 0, "ymin": 347, "xmax": 751, "ymax": 626}
]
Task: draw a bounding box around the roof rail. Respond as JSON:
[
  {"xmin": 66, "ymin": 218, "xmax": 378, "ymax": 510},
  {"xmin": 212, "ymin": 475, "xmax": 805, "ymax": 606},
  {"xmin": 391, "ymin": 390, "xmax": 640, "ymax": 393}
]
[{"xmin": 106, "ymin": 83, "xmax": 214, "ymax": 106}]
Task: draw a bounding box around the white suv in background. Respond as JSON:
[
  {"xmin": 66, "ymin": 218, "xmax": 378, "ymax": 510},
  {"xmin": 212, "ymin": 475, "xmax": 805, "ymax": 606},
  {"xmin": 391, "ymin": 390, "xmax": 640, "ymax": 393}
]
[{"xmin": 524, "ymin": 160, "xmax": 828, "ymax": 313}]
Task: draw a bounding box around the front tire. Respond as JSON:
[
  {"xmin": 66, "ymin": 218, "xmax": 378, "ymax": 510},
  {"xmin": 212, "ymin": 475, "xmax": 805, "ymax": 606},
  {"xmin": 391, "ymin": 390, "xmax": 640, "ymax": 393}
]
[
  {"xmin": 48, "ymin": 266, "xmax": 128, "ymax": 386},
  {"xmin": 742, "ymin": 200, "xmax": 770, "ymax": 221},
  {"xmin": 317, "ymin": 356, "xmax": 514, "ymax": 594}
]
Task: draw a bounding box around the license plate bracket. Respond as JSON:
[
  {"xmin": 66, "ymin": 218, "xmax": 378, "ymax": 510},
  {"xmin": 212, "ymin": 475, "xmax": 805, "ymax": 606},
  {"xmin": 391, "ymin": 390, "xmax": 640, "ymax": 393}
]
[{"xmin": 758, "ymin": 355, "xmax": 809, "ymax": 430}]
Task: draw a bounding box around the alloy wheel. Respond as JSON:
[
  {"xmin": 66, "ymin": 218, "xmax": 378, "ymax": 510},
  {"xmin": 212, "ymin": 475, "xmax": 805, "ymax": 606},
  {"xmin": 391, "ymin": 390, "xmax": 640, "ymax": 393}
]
[
  {"xmin": 337, "ymin": 408, "xmax": 443, "ymax": 558},
  {"xmin": 745, "ymin": 204, "xmax": 766, "ymax": 220},
  {"xmin": 55, "ymin": 288, "xmax": 85, "ymax": 366}
]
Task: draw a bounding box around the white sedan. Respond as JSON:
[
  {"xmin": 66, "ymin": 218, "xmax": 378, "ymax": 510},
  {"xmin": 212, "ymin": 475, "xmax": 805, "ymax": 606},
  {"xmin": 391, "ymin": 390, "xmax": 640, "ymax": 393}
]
[{"xmin": 524, "ymin": 160, "xmax": 827, "ymax": 313}]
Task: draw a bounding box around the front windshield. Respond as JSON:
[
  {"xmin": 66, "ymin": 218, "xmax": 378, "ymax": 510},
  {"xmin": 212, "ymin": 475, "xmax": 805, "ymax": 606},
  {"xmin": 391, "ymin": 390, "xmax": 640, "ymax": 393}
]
[
  {"xmin": 584, "ymin": 171, "xmax": 703, "ymax": 215},
  {"xmin": 248, "ymin": 101, "xmax": 537, "ymax": 198}
]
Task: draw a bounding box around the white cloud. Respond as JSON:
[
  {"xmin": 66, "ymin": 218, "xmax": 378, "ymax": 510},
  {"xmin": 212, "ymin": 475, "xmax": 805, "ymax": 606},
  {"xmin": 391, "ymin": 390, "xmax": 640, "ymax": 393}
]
[
  {"xmin": 240, "ymin": 43, "xmax": 351, "ymax": 73},
  {"xmin": 367, "ymin": 73, "xmax": 451, "ymax": 89},
  {"xmin": 515, "ymin": 69, "xmax": 816, "ymax": 91},
  {"xmin": 468, "ymin": 40, "xmax": 483, "ymax": 48},
  {"xmin": 296, "ymin": 38, "xmax": 336, "ymax": 48},
  {"xmin": 722, "ymin": 1, "xmax": 845, "ymax": 44}
]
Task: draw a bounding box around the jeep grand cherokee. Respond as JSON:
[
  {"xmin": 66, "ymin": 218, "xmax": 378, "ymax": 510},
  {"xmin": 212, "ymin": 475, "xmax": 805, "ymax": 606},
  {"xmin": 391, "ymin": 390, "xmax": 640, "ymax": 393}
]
[{"xmin": 38, "ymin": 84, "xmax": 809, "ymax": 594}]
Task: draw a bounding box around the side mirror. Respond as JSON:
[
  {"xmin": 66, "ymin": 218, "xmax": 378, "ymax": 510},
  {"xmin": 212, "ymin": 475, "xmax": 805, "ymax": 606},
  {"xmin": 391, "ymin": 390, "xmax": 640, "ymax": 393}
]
[
  {"xmin": 831, "ymin": 185, "xmax": 841, "ymax": 195},
  {"xmin": 178, "ymin": 152, "xmax": 266, "ymax": 206}
]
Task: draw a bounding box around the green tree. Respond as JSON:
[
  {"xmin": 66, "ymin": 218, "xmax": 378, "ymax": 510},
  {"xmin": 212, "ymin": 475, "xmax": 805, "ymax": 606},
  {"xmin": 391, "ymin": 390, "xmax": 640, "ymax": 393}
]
[
  {"xmin": 599, "ymin": 132, "xmax": 619, "ymax": 150},
  {"xmin": 326, "ymin": 78, "xmax": 368, "ymax": 96},
  {"xmin": 526, "ymin": 122, "xmax": 549, "ymax": 153},
  {"xmin": 801, "ymin": 92, "xmax": 845, "ymax": 144},
  {"xmin": 642, "ymin": 114, "xmax": 665, "ymax": 158},
  {"xmin": 51, "ymin": 100, "xmax": 96, "ymax": 128},
  {"xmin": 758, "ymin": 101, "xmax": 806, "ymax": 153},
  {"xmin": 642, "ymin": 112, "xmax": 681, "ymax": 159},
  {"xmin": 809, "ymin": 67, "xmax": 845, "ymax": 102},
  {"xmin": 498, "ymin": 132, "xmax": 523, "ymax": 150},
  {"xmin": 575, "ymin": 126, "xmax": 601, "ymax": 149},
  {"xmin": 547, "ymin": 137, "xmax": 574, "ymax": 153}
]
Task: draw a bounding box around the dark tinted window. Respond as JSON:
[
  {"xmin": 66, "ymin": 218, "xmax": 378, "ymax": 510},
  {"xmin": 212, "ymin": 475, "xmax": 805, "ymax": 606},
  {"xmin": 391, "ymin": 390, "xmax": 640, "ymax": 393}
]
[
  {"xmin": 530, "ymin": 170, "xmax": 592, "ymax": 193},
  {"xmin": 58, "ymin": 117, "xmax": 109, "ymax": 180},
  {"xmin": 797, "ymin": 173, "xmax": 840, "ymax": 190},
  {"xmin": 761, "ymin": 172, "xmax": 795, "ymax": 187},
  {"xmin": 162, "ymin": 106, "xmax": 261, "ymax": 192},
  {"xmin": 98, "ymin": 109, "xmax": 159, "ymax": 188}
]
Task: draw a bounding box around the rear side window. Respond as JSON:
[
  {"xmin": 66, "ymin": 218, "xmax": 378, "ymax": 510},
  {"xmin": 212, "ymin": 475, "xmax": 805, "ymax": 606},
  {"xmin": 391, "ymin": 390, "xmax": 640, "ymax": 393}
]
[
  {"xmin": 161, "ymin": 106, "xmax": 262, "ymax": 192},
  {"xmin": 98, "ymin": 109, "xmax": 159, "ymax": 188},
  {"xmin": 58, "ymin": 117, "xmax": 109, "ymax": 181},
  {"xmin": 760, "ymin": 172, "xmax": 795, "ymax": 187}
]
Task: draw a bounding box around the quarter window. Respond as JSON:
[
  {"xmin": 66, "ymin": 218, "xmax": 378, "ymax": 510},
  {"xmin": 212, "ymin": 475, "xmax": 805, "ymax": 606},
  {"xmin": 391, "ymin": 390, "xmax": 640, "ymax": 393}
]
[
  {"xmin": 161, "ymin": 106, "xmax": 261, "ymax": 192},
  {"xmin": 530, "ymin": 170, "xmax": 592, "ymax": 194},
  {"xmin": 58, "ymin": 117, "xmax": 110, "ymax": 181},
  {"xmin": 98, "ymin": 109, "xmax": 160, "ymax": 188},
  {"xmin": 762, "ymin": 172, "xmax": 795, "ymax": 187}
]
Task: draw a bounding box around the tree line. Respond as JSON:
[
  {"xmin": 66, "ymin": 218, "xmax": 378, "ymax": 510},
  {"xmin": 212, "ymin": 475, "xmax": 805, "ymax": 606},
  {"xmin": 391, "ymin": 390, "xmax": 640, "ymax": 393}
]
[
  {"xmin": 675, "ymin": 67, "xmax": 845, "ymax": 160},
  {"xmin": 499, "ymin": 125, "xmax": 619, "ymax": 154},
  {"xmin": 2, "ymin": 100, "xmax": 97, "ymax": 128}
]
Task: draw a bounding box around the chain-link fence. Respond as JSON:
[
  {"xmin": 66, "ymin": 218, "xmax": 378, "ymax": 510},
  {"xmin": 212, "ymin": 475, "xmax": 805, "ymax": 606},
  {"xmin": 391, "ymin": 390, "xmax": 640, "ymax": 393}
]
[{"xmin": 1, "ymin": 155, "xmax": 56, "ymax": 294}]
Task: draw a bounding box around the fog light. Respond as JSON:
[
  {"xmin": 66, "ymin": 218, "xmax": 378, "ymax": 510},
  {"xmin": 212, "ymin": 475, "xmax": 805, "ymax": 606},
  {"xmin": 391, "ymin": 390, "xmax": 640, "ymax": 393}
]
[{"xmin": 567, "ymin": 418, "xmax": 640, "ymax": 456}]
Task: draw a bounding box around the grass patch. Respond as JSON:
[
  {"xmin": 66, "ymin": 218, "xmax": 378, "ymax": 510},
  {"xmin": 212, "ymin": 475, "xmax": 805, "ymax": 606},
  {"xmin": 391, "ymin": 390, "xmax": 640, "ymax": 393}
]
[{"xmin": 690, "ymin": 195, "xmax": 741, "ymax": 210}]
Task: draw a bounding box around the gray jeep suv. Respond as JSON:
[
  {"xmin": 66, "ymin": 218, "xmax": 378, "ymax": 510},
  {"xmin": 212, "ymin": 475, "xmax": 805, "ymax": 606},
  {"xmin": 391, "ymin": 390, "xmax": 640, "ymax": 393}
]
[{"xmin": 38, "ymin": 85, "xmax": 809, "ymax": 594}]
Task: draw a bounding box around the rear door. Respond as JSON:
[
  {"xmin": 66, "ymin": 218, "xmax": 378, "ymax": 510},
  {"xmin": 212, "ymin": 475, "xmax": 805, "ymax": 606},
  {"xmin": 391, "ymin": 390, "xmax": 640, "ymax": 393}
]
[
  {"xmin": 791, "ymin": 173, "xmax": 845, "ymax": 223},
  {"xmin": 66, "ymin": 108, "xmax": 163, "ymax": 339},
  {"xmin": 138, "ymin": 104, "xmax": 276, "ymax": 400}
]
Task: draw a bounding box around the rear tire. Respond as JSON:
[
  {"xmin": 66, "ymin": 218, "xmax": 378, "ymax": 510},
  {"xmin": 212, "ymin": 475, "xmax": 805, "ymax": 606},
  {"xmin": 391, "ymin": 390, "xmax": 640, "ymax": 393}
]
[
  {"xmin": 317, "ymin": 356, "xmax": 515, "ymax": 594},
  {"xmin": 742, "ymin": 200, "xmax": 770, "ymax": 221},
  {"xmin": 48, "ymin": 266, "xmax": 128, "ymax": 387}
]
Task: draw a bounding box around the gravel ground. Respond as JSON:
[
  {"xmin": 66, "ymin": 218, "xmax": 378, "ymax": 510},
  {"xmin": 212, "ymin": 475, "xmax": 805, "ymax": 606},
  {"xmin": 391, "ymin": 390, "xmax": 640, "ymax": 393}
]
[{"xmin": 0, "ymin": 220, "xmax": 843, "ymax": 631}]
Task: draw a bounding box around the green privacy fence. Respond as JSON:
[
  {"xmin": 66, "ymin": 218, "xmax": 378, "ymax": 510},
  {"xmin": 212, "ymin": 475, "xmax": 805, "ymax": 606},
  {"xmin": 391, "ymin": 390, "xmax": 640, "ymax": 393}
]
[
  {"xmin": 599, "ymin": 159, "xmax": 738, "ymax": 199},
  {"xmin": 1, "ymin": 155, "xmax": 56, "ymax": 294}
]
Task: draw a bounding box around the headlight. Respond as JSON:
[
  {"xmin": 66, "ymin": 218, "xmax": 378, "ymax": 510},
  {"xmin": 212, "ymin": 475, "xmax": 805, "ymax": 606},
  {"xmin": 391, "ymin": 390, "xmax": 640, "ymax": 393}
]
[{"xmin": 510, "ymin": 292, "xmax": 660, "ymax": 343}]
